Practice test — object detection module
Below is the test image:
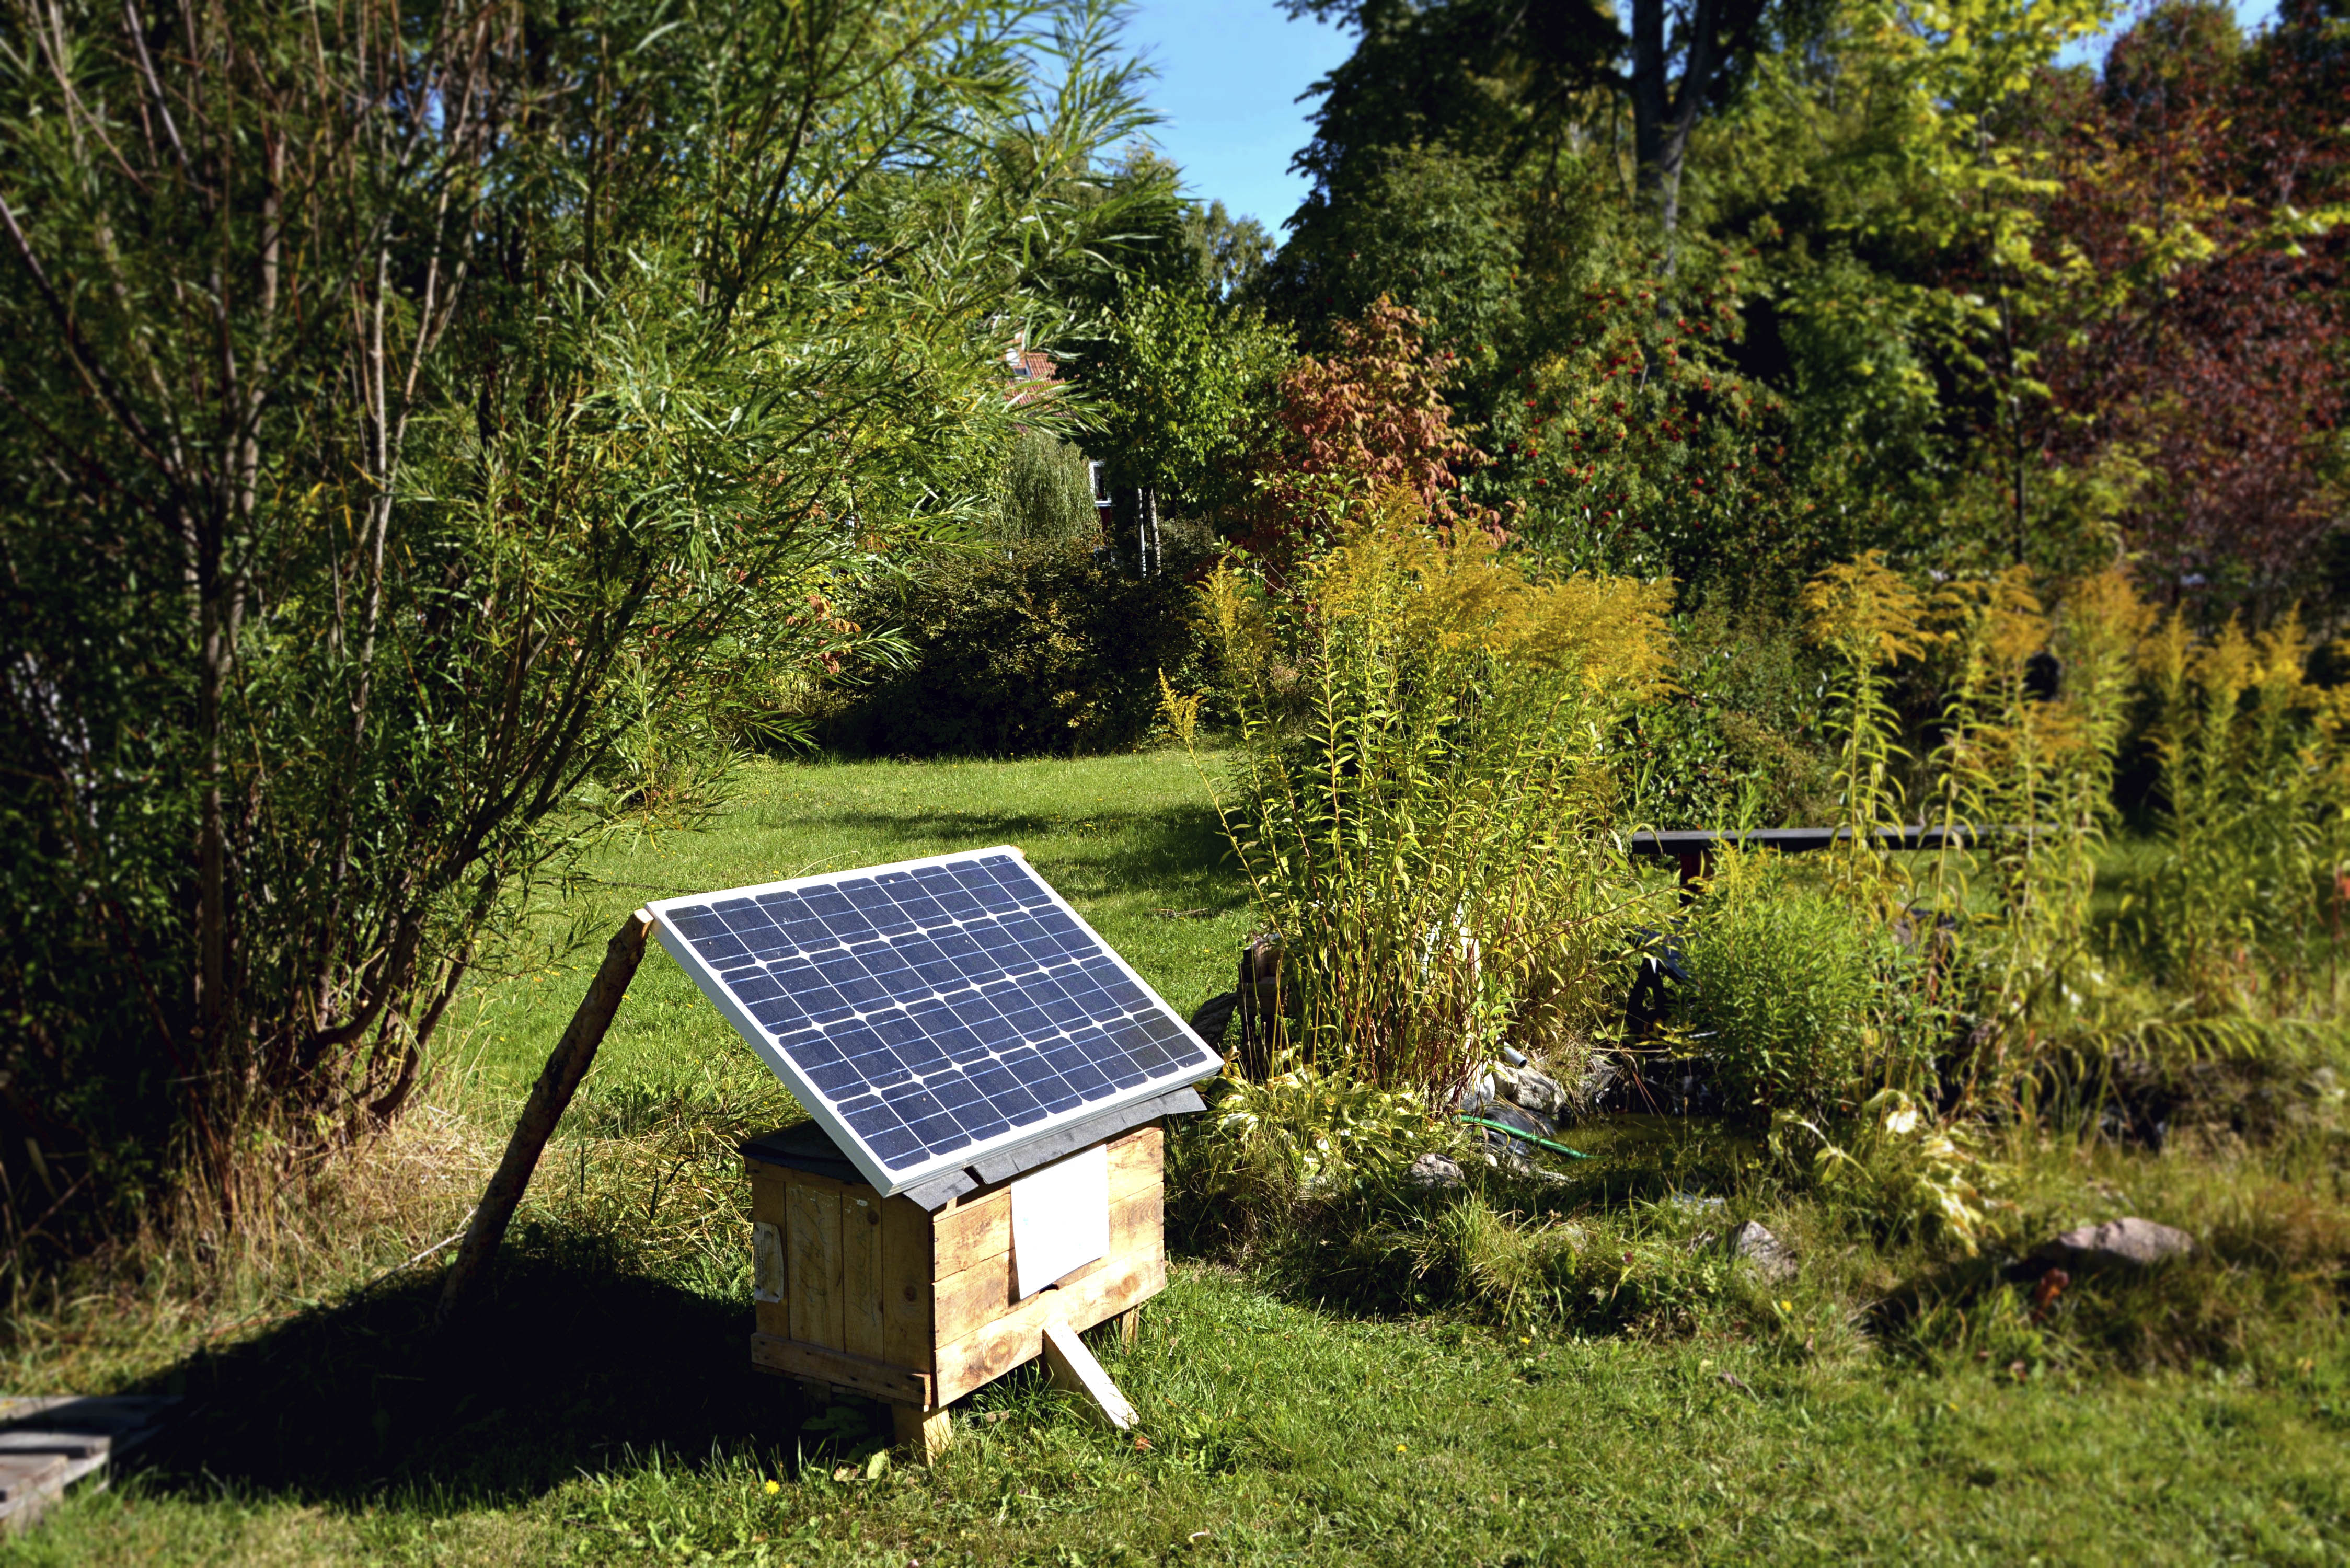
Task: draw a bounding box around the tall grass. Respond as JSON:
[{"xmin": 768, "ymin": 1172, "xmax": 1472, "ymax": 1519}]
[
  {"xmin": 1802, "ymin": 555, "xmax": 2348, "ymax": 1115},
  {"xmin": 2140, "ymin": 609, "xmax": 2350, "ymax": 1007},
  {"xmin": 1167, "ymin": 492, "xmax": 1675, "ymax": 1101}
]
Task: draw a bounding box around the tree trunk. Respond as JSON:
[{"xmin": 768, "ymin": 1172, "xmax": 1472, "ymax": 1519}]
[
  {"xmin": 1625, "ymin": 0, "xmax": 1736, "ymax": 246},
  {"xmin": 1109, "ymin": 482, "xmax": 1160, "ymax": 577},
  {"xmin": 1630, "ymin": 0, "xmax": 1673, "ymax": 232}
]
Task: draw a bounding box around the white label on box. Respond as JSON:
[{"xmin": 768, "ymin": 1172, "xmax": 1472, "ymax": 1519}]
[{"xmin": 1010, "ymin": 1144, "xmax": 1110, "ymax": 1299}]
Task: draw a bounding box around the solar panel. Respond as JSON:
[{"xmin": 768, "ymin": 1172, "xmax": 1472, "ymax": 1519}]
[{"xmin": 645, "ymin": 847, "xmax": 1223, "ymax": 1197}]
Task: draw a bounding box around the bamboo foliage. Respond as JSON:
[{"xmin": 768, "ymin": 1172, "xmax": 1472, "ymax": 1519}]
[{"xmin": 0, "ymin": 0, "xmax": 1148, "ymax": 1251}]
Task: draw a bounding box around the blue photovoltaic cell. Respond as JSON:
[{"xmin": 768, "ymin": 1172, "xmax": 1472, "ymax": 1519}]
[{"xmin": 650, "ymin": 850, "xmax": 1217, "ymax": 1190}]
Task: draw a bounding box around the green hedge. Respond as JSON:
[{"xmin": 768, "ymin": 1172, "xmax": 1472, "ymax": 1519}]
[{"xmin": 827, "ymin": 538, "xmax": 1202, "ymax": 757}]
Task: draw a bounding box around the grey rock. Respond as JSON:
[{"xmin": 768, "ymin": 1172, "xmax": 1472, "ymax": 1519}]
[
  {"xmin": 1726, "ymin": 1220, "xmax": 1797, "ymax": 1284},
  {"xmin": 1404, "ymin": 1152, "xmax": 1466, "ymax": 1193},
  {"xmin": 1460, "ymin": 1088, "xmax": 1560, "ymax": 1149},
  {"xmin": 1480, "ymin": 1147, "xmax": 1570, "ymax": 1185},
  {"xmin": 2038, "ymin": 1216, "xmax": 2195, "ymax": 1269},
  {"xmin": 1577, "ymin": 1053, "xmax": 1622, "ymax": 1108},
  {"xmin": 1493, "ymin": 1063, "xmax": 1570, "ymax": 1117}
]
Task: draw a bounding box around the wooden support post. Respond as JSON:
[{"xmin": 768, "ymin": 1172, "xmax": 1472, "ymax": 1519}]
[
  {"xmin": 1111, "ymin": 1305, "xmax": 1141, "ymax": 1347},
  {"xmin": 1041, "ymin": 1318, "xmax": 1137, "ymax": 1431},
  {"xmin": 436, "ymin": 909, "xmax": 653, "ymax": 1329},
  {"xmin": 892, "ymin": 1403, "xmax": 954, "ymax": 1466}
]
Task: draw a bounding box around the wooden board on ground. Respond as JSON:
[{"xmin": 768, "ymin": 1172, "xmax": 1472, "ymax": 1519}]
[{"xmin": 0, "ymin": 1394, "xmax": 179, "ymax": 1532}]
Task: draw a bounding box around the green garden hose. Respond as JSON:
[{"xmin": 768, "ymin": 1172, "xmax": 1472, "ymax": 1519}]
[{"xmin": 1457, "ymin": 1114, "xmax": 1591, "ymax": 1159}]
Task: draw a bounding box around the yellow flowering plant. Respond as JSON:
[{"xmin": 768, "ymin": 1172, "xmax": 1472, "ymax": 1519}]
[{"xmin": 1167, "ymin": 489, "xmax": 1677, "ymax": 1102}]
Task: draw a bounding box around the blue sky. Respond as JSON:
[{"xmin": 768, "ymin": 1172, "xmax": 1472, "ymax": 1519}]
[
  {"xmin": 1117, "ymin": 0, "xmax": 1354, "ymax": 235},
  {"xmin": 1120, "ymin": 0, "xmax": 2286, "ymax": 239}
]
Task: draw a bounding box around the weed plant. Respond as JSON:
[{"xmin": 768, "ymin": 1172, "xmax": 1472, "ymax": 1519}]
[
  {"xmin": 1168, "ymin": 491, "xmax": 1677, "ymax": 1102},
  {"xmin": 2140, "ymin": 609, "xmax": 2350, "ymax": 1007}
]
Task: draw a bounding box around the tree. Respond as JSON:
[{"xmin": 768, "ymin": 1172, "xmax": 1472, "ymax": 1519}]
[
  {"xmin": 2020, "ymin": 1, "xmax": 2350, "ymax": 612},
  {"xmin": 1183, "ymin": 200, "xmax": 1278, "ymax": 302},
  {"xmin": 0, "ymin": 0, "xmax": 1144, "ymax": 1255},
  {"xmin": 1285, "ymin": 0, "xmax": 1826, "ymax": 238},
  {"xmin": 1258, "ymin": 142, "xmax": 1523, "ymax": 394},
  {"xmin": 1238, "ymin": 299, "xmax": 1499, "ymax": 564},
  {"xmin": 1082, "ymin": 282, "xmax": 1293, "ymax": 572}
]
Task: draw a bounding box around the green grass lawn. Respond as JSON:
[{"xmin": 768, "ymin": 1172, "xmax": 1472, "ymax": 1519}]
[
  {"xmin": 454, "ymin": 750, "xmax": 1256, "ymax": 1106},
  {"xmin": 5, "ymin": 750, "xmax": 2348, "ymax": 1565}
]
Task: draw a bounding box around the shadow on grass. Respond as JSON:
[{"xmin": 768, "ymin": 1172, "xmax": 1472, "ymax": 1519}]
[
  {"xmin": 799, "ymin": 802, "xmax": 1243, "ymax": 903},
  {"xmin": 125, "ymin": 1223, "xmax": 839, "ymax": 1512}
]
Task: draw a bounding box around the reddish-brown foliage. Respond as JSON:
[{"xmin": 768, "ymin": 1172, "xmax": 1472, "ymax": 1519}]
[
  {"xmin": 2025, "ymin": 1, "xmax": 2349, "ymax": 612},
  {"xmin": 1235, "ymin": 298, "xmax": 1501, "ymax": 562}
]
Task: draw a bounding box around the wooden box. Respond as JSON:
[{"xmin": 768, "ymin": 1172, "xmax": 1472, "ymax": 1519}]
[{"xmin": 744, "ymin": 1122, "xmax": 1167, "ymax": 1456}]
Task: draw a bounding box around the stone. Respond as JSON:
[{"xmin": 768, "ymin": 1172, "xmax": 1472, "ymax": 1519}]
[
  {"xmin": 2037, "ymin": 1216, "xmax": 2195, "ymax": 1269},
  {"xmin": 1495, "ymin": 1063, "xmax": 1570, "ymax": 1117},
  {"xmin": 1460, "ymin": 1088, "xmax": 1559, "ymax": 1146},
  {"xmin": 1404, "ymin": 1152, "xmax": 1466, "ymax": 1193},
  {"xmin": 1725, "ymin": 1220, "xmax": 1796, "ymax": 1284},
  {"xmin": 1480, "ymin": 1148, "xmax": 1570, "ymax": 1186},
  {"xmin": 1579, "ymin": 1053, "xmax": 1622, "ymax": 1108}
]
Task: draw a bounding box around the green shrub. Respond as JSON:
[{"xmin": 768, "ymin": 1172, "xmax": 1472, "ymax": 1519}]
[
  {"xmin": 1683, "ymin": 867, "xmax": 1926, "ymax": 1121},
  {"xmin": 1626, "ymin": 603, "xmax": 1840, "ymax": 829},
  {"xmin": 827, "ymin": 538, "xmax": 1201, "ymax": 757}
]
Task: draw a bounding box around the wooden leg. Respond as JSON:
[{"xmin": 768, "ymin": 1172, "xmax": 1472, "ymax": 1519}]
[
  {"xmin": 1111, "ymin": 1305, "xmax": 1142, "ymax": 1347},
  {"xmin": 436, "ymin": 910, "xmax": 652, "ymax": 1330},
  {"xmin": 892, "ymin": 1402, "xmax": 953, "ymax": 1466},
  {"xmin": 1042, "ymin": 1318, "xmax": 1138, "ymax": 1431}
]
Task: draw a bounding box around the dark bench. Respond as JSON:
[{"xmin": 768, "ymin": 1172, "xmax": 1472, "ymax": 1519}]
[{"xmin": 1628, "ymin": 826, "xmax": 1992, "ymax": 886}]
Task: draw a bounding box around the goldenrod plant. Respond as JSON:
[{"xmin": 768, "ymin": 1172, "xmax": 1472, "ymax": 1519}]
[
  {"xmin": 2139, "ymin": 609, "xmax": 2350, "ymax": 1011},
  {"xmin": 1925, "ymin": 566, "xmax": 2141, "ymax": 1108},
  {"xmin": 1166, "ymin": 489, "xmax": 1676, "ymax": 1102},
  {"xmin": 1800, "ymin": 550, "xmax": 1929, "ymax": 912}
]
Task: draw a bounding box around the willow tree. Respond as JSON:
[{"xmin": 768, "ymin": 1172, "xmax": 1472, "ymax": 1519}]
[{"xmin": 0, "ymin": 0, "xmax": 1143, "ymax": 1259}]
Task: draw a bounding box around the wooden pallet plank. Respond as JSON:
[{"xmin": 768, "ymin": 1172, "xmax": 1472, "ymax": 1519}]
[
  {"xmin": 841, "ymin": 1192, "xmax": 886, "ymax": 1361},
  {"xmin": 891, "ymin": 1401, "xmax": 954, "ymax": 1466},
  {"xmin": 747, "ymin": 1334, "xmax": 932, "ymax": 1405},
  {"xmin": 879, "ymin": 1194, "xmax": 932, "ymax": 1371},
  {"xmin": 787, "ymin": 1179, "xmax": 844, "ymax": 1351},
  {"xmin": 933, "ymin": 1186, "xmax": 1161, "ymax": 1344},
  {"xmin": 1041, "ymin": 1317, "xmax": 1138, "ymax": 1430},
  {"xmin": 931, "ymin": 1252, "xmax": 1165, "ymax": 1408},
  {"xmin": 931, "ymin": 1129, "xmax": 1161, "ymax": 1280},
  {"xmin": 0, "ymin": 1452, "xmax": 67, "ymax": 1507},
  {"xmin": 0, "ymin": 1393, "xmax": 179, "ymax": 1533},
  {"xmin": 0, "ymin": 1431, "xmax": 108, "ymax": 1460}
]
